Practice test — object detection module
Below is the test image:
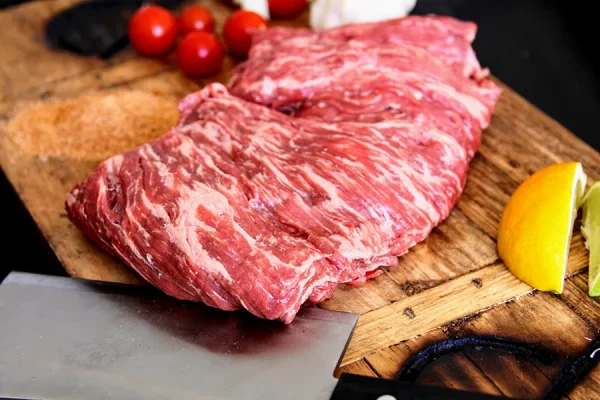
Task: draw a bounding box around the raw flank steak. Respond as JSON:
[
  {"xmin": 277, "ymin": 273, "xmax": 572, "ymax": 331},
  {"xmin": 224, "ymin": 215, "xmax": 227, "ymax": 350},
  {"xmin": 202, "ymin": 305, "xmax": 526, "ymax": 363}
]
[{"xmin": 66, "ymin": 16, "xmax": 501, "ymax": 323}]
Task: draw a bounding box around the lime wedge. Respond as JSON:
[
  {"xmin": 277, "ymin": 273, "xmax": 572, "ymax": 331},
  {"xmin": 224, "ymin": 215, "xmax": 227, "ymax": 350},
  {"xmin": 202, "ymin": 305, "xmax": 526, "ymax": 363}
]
[{"xmin": 581, "ymin": 181, "xmax": 600, "ymax": 296}]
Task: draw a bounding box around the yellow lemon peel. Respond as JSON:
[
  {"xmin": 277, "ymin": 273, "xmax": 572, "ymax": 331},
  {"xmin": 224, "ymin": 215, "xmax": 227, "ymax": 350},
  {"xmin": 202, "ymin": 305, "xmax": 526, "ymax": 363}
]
[{"xmin": 498, "ymin": 162, "xmax": 587, "ymax": 293}]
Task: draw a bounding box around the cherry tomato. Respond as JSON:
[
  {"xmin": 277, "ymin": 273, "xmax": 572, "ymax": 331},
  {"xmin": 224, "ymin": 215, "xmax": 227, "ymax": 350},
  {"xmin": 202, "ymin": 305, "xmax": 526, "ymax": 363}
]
[
  {"xmin": 179, "ymin": 6, "xmax": 215, "ymax": 35},
  {"xmin": 128, "ymin": 5, "xmax": 178, "ymax": 56},
  {"xmin": 222, "ymin": 10, "xmax": 267, "ymax": 58},
  {"xmin": 176, "ymin": 32, "xmax": 225, "ymax": 77},
  {"xmin": 268, "ymin": 0, "xmax": 307, "ymax": 18}
]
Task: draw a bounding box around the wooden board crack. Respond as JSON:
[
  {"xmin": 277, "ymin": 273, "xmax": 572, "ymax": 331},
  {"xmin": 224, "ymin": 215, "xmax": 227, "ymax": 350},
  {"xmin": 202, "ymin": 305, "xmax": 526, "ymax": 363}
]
[{"xmin": 341, "ymin": 263, "xmax": 534, "ymax": 365}]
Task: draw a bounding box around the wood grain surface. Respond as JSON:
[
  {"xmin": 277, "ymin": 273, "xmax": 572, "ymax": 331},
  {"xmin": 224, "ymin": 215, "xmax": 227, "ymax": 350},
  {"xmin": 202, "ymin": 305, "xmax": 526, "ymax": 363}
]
[{"xmin": 1, "ymin": 0, "xmax": 600, "ymax": 397}]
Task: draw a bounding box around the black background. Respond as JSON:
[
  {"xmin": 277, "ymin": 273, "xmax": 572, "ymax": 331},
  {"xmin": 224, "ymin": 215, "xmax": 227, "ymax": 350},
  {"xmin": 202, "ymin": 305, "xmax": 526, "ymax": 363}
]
[{"xmin": 1, "ymin": 0, "xmax": 599, "ymax": 282}]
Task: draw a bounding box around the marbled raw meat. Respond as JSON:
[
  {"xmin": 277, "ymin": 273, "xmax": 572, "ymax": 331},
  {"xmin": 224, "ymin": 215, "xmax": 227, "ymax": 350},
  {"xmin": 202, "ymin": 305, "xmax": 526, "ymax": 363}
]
[{"xmin": 66, "ymin": 16, "xmax": 501, "ymax": 323}]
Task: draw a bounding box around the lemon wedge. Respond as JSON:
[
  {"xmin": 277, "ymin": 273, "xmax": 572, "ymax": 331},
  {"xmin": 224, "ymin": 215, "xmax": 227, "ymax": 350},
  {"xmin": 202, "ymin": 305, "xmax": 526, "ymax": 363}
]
[
  {"xmin": 581, "ymin": 182, "xmax": 600, "ymax": 296},
  {"xmin": 498, "ymin": 162, "xmax": 587, "ymax": 293}
]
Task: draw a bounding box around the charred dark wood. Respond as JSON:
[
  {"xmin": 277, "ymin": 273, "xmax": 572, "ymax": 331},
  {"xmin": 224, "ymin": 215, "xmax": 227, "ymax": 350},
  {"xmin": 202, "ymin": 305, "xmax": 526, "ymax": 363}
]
[
  {"xmin": 542, "ymin": 334, "xmax": 600, "ymax": 400},
  {"xmin": 395, "ymin": 336, "xmax": 556, "ymax": 382}
]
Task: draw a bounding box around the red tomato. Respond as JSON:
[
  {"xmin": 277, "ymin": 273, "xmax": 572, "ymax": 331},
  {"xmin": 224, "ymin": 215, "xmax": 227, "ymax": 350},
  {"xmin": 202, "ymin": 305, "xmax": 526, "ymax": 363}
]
[
  {"xmin": 179, "ymin": 6, "xmax": 215, "ymax": 34},
  {"xmin": 128, "ymin": 5, "xmax": 178, "ymax": 56},
  {"xmin": 222, "ymin": 10, "xmax": 267, "ymax": 58},
  {"xmin": 176, "ymin": 32, "xmax": 225, "ymax": 77},
  {"xmin": 268, "ymin": 0, "xmax": 307, "ymax": 18}
]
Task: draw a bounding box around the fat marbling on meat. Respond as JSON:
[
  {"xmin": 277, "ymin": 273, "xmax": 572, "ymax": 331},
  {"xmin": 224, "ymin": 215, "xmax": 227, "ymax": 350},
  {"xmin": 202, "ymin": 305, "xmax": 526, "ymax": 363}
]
[{"xmin": 66, "ymin": 16, "xmax": 502, "ymax": 323}]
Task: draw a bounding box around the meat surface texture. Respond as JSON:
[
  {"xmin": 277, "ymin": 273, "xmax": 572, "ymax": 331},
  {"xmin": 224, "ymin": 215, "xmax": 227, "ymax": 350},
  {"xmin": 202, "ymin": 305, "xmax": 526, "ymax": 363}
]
[{"xmin": 66, "ymin": 16, "xmax": 502, "ymax": 323}]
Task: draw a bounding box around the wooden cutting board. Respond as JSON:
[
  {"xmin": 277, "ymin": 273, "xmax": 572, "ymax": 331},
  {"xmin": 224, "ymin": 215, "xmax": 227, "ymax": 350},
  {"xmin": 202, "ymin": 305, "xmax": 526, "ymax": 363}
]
[{"xmin": 1, "ymin": 0, "xmax": 600, "ymax": 397}]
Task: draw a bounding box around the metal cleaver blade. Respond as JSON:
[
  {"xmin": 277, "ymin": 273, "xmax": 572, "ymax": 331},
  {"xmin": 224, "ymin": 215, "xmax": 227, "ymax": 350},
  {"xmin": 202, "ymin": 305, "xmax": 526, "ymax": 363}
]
[
  {"xmin": 0, "ymin": 271, "xmax": 356, "ymax": 400},
  {"xmin": 0, "ymin": 272, "xmax": 504, "ymax": 400}
]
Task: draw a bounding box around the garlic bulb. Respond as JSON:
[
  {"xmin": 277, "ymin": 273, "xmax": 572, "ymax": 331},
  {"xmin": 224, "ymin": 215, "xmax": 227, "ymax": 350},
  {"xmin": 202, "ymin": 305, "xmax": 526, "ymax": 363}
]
[
  {"xmin": 237, "ymin": 0, "xmax": 270, "ymax": 19},
  {"xmin": 310, "ymin": 0, "xmax": 417, "ymax": 30}
]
